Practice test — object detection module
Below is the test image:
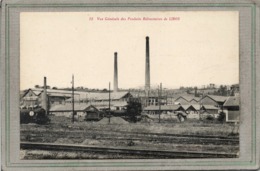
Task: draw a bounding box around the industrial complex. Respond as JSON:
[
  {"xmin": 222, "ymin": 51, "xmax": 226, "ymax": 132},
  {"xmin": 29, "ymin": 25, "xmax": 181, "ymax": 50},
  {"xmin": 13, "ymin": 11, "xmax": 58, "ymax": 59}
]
[{"xmin": 20, "ymin": 36, "xmax": 239, "ymax": 123}]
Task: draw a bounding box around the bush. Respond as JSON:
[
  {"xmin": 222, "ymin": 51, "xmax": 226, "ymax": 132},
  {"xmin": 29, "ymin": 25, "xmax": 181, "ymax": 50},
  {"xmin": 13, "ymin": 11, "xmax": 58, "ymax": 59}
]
[
  {"xmin": 206, "ymin": 115, "xmax": 214, "ymax": 121},
  {"xmin": 218, "ymin": 112, "xmax": 226, "ymax": 122}
]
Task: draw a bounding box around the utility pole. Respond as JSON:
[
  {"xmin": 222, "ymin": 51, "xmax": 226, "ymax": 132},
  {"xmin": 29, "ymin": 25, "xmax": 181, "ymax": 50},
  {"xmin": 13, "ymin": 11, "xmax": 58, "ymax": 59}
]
[
  {"xmin": 159, "ymin": 83, "xmax": 162, "ymax": 123},
  {"xmin": 109, "ymin": 82, "xmax": 111, "ymax": 124},
  {"xmin": 72, "ymin": 74, "xmax": 75, "ymax": 123},
  {"xmin": 43, "ymin": 77, "xmax": 48, "ymax": 115},
  {"xmin": 199, "ymin": 102, "xmax": 202, "ymax": 120}
]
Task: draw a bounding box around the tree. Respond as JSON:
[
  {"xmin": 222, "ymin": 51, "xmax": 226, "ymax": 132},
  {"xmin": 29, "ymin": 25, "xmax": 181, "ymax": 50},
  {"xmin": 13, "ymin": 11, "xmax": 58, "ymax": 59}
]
[
  {"xmin": 218, "ymin": 85, "xmax": 228, "ymax": 96},
  {"xmin": 179, "ymin": 86, "xmax": 184, "ymax": 90},
  {"xmin": 218, "ymin": 111, "xmax": 226, "ymax": 122},
  {"xmin": 102, "ymin": 88, "xmax": 108, "ymax": 92}
]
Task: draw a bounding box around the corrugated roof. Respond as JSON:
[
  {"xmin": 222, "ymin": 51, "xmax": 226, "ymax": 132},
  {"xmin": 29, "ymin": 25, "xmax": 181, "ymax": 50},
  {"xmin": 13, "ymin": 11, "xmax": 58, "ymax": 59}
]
[
  {"xmin": 144, "ymin": 105, "xmax": 182, "ymax": 111},
  {"xmin": 32, "ymin": 88, "xmax": 87, "ymax": 98},
  {"xmin": 31, "ymin": 89, "xmax": 131, "ymax": 101},
  {"xmin": 202, "ymin": 105, "xmax": 219, "ymax": 110},
  {"xmin": 223, "ymin": 96, "xmax": 240, "ymax": 107},
  {"xmin": 49, "ymin": 104, "xmax": 97, "ymax": 112},
  {"xmin": 85, "ymin": 101, "xmax": 128, "ymax": 107},
  {"xmin": 66, "ymin": 91, "xmax": 131, "ymax": 101},
  {"xmin": 23, "ymin": 96, "xmax": 38, "ymax": 100}
]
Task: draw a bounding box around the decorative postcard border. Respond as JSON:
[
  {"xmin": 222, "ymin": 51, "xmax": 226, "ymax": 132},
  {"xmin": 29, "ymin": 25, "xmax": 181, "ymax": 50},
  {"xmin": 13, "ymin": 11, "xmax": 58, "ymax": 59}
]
[{"xmin": 2, "ymin": 2, "xmax": 257, "ymax": 169}]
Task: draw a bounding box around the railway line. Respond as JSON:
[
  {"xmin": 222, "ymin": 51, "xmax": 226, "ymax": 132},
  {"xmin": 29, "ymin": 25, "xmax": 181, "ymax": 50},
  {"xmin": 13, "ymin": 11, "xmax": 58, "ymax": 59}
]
[
  {"xmin": 21, "ymin": 142, "xmax": 238, "ymax": 158},
  {"xmin": 21, "ymin": 129, "xmax": 239, "ymax": 145}
]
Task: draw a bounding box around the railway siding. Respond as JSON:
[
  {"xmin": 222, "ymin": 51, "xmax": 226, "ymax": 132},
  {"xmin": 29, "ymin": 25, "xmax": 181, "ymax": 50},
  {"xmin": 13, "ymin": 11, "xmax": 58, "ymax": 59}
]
[{"xmin": 21, "ymin": 142, "xmax": 238, "ymax": 159}]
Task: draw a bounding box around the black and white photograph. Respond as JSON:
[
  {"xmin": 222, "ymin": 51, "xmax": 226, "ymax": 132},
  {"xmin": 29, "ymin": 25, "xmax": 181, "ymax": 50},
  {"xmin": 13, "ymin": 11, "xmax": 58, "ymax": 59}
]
[{"xmin": 19, "ymin": 11, "xmax": 241, "ymax": 160}]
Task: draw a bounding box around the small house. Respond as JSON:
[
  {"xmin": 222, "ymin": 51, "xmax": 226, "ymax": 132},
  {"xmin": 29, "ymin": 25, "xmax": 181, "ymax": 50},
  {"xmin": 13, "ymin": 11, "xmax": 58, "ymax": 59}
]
[
  {"xmin": 143, "ymin": 105, "xmax": 184, "ymax": 114},
  {"xmin": 49, "ymin": 104, "xmax": 99, "ymax": 119},
  {"xmin": 223, "ymin": 95, "xmax": 239, "ymax": 122}
]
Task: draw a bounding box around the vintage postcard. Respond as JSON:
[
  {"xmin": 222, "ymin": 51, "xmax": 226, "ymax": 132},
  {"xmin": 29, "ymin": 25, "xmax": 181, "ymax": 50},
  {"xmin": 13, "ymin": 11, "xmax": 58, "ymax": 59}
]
[
  {"xmin": 19, "ymin": 11, "xmax": 240, "ymax": 159},
  {"xmin": 1, "ymin": 0, "xmax": 259, "ymax": 170}
]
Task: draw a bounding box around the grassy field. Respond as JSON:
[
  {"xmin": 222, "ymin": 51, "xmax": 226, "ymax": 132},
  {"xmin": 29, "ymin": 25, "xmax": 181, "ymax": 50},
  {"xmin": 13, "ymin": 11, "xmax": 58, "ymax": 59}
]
[{"xmin": 31, "ymin": 115, "xmax": 239, "ymax": 135}]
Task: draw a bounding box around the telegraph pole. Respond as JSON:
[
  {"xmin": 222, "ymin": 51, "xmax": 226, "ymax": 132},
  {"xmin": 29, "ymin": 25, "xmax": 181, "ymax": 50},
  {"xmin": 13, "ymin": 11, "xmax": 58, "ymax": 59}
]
[
  {"xmin": 109, "ymin": 82, "xmax": 111, "ymax": 124},
  {"xmin": 72, "ymin": 74, "xmax": 75, "ymax": 123},
  {"xmin": 43, "ymin": 77, "xmax": 48, "ymax": 115},
  {"xmin": 159, "ymin": 83, "xmax": 162, "ymax": 123}
]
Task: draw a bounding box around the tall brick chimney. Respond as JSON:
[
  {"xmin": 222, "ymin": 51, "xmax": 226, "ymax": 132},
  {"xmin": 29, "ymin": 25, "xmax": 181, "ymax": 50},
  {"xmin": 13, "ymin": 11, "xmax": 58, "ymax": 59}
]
[
  {"xmin": 114, "ymin": 52, "xmax": 118, "ymax": 92},
  {"xmin": 145, "ymin": 36, "xmax": 150, "ymax": 91}
]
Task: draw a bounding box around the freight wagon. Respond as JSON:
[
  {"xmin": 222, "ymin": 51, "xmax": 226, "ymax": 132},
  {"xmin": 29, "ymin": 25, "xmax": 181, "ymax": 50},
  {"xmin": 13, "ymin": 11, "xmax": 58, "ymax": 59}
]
[{"xmin": 20, "ymin": 107, "xmax": 50, "ymax": 124}]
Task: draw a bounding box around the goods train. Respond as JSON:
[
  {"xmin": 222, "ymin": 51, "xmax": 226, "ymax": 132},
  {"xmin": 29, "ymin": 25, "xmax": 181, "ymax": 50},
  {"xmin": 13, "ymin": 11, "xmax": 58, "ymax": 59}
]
[{"xmin": 20, "ymin": 107, "xmax": 50, "ymax": 124}]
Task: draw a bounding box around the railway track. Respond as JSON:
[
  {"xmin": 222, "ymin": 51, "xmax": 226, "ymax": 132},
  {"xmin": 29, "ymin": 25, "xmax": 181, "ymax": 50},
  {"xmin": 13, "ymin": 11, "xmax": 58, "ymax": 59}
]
[
  {"xmin": 21, "ymin": 128, "xmax": 238, "ymax": 139},
  {"xmin": 21, "ymin": 129, "xmax": 239, "ymax": 145},
  {"xmin": 20, "ymin": 142, "xmax": 238, "ymax": 158}
]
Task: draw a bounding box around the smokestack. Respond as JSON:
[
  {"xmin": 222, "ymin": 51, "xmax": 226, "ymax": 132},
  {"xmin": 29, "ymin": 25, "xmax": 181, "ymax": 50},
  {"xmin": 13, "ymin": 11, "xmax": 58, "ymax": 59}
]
[
  {"xmin": 114, "ymin": 52, "xmax": 118, "ymax": 92},
  {"xmin": 42, "ymin": 77, "xmax": 48, "ymax": 115},
  {"xmin": 145, "ymin": 36, "xmax": 150, "ymax": 91}
]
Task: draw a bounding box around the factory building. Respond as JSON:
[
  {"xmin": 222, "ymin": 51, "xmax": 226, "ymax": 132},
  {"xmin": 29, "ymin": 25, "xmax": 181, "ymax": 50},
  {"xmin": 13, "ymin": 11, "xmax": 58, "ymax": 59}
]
[
  {"xmin": 200, "ymin": 95, "xmax": 228, "ymax": 108},
  {"xmin": 65, "ymin": 91, "xmax": 133, "ymax": 110},
  {"xmin": 49, "ymin": 104, "xmax": 99, "ymax": 120},
  {"xmin": 20, "ymin": 88, "xmax": 80, "ymax": 109}
]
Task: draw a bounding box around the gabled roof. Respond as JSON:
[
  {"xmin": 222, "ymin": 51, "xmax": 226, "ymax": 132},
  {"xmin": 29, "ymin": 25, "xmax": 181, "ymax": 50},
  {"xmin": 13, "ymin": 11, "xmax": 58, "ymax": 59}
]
[
  {"xmin": 82, "ymin": 101, "xmax": 128, "ymax": 107},
  {"xmin": 189, "ymin": 104, "xmax": 201, "ymax": 111},
  {"xmin": 223, "ymin": 96, "xmax": 240, "ymax": 107},
  {"xmin": 30, "ymin": 89, "xmax": 43, "ymax": 96},
  {"xmin": 49, "ymin": 104, "xmax": 98, "ymax": 112},
  {"xmin": 175, "ymin": 95, "xmax": 201, "ymax": 102},
  {"xmin": 190, "ymin": 99, "xmax": 199, "ymax": 104},
  {"xmin": 175, "ymin": 96, "xmax": 190, "ymax": 102},
  {"xmin": 22, "ymin": 89, "xmax": 40, "ymax": 97},
  {"xmin": 32, "ymin": 88, "xmax": 75, "ymax": 98},
  {"xmin": 202, "ymin": 105, "xmax": 219, "ymax": 110},
  {"xmin": 66, "ymin": 91, "xmax": 132, "ymax": 101},
  {"xmin": 186, "ymin": 104, "xmax": 201, "ymax": 111},
  {"xmin": 181, "ymin": 105, "xmax": 191, "ymax": 110},
  {"xmin": 183, "ymin": 104, "xmax": 201, "ymax": 111},
  {"xmin": 191, "ymin": 97, "xmax": 201, "ymax": 102},
  {"xmin": 144, "ymin": 105, "xmax": 183, "ymax": 111},
  {"xmin": 30, "ymin": 88, "xmax": 132, "ymax": 101},
  {"xmin": 202, "ymin": 95, "xmax": 228, "ymax": 103},
  {"xmin": 185, "ymin": 105, "xmax": 197, "ymax": 111}
]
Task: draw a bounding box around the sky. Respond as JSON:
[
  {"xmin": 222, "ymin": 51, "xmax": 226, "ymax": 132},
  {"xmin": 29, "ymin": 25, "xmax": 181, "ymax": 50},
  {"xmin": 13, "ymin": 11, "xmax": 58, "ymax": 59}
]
[{"xmin": 20, "ymin": 11, "xmax": 239, "ymax": 90}]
